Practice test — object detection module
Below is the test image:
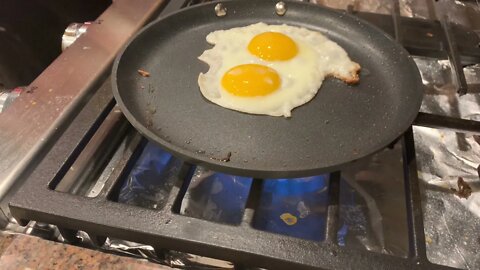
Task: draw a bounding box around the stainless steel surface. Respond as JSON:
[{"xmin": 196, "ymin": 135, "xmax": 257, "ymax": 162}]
[
  {"xmin": 0, "ymin": 89, "xmax": 21, "ymax": 113},
  {"xmin": 0, "ymin": 93, "xmax": 7, "ymax": 112},
  {"xmin": 61, "ymin": 22, "xmax": 91, "ymax": 51},
  {"xmin": 275, "ymin": 1, "xmax": 287, "ymax": 16},
  {"xmin": 214, "ymin": 3, "xmax": 227, "ymax": 17},
  {"xmin": 55, "ymin": 106, "xmax": 129, "ymax": 195},
  {"xmin": 0, "ymin": 0, "xmax": 166, "ymax": 221}
]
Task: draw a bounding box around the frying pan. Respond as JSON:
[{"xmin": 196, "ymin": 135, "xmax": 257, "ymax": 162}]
[{"xmin": 112, "ymin": 0, "xmax": 423, "ymax": 178}]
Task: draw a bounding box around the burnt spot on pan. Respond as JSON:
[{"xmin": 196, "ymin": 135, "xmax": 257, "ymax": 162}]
[
  {"xmin": 210, "ymin": 152, "xmax": 232, "ymax": 162},
  {"xmin": 145, "ymin": 93, "xmax": 156, "ymax": 129},
  {"xmin": 137, "ymin": 69, "xmax": 150, "ymax": 77},
  {"xmin": 148, "ymin": 84, "xmax": 155, "ymax": 94},
  {"xmin": 147, "ymin": 107, "xmax": 156, "ymax": 115},
  {"xmin": 146, "ymin": 117, "xmax": 153, "ymax": 128}
]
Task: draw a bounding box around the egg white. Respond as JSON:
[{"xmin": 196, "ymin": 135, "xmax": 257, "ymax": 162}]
[{"xmin": 198, "ymin": 23, "xmax": 360, "ymax": 117}]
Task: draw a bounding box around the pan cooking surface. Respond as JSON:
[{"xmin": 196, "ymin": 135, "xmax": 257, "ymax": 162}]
[{"xmin": 112, "ymin": 0, "xmax": 423, "ymax": 178}]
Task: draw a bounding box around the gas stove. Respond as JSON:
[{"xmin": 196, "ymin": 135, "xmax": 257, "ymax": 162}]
[{"xmin": 3, "ymin": 0, "xmax": 480, "ymax": 269}]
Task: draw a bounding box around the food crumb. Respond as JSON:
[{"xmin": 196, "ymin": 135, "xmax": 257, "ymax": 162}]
[
  {"xmin": 450, "ymin": 177, "xmax": 472, "ymax": 199},
  {"xmin": 221, "ymin": 152, "xmax": 232, "ymax": 162},
  {"xmin": 210, "ymin": 151, "xmax": 232, "ymax": 162},
  {"xmin": 26, "ymin": 86, "xmax": 38, "ymax": 93},
  {"xmin": 425, "ymin": 236, "xmax": 433, "ymax": 244},
  {"xmin": 148, "ymin": 107, "xmax": 156, "ymax": 114},
  {"xmin": 280, "ymin": 213, "xmax": 297, "ymax": 226},
  {"xmin": 137, "ymin": 69, "xmax": 150, "ymax": 77},
  {"xmin": 148, "ymin": 84, "xmax": 155, "ymax": 93},
  {"xmin": 146, "ymin": 118, "xmax": 153, "ymax": 128}
]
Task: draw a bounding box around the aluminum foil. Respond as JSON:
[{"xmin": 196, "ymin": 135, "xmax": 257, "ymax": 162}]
[
  {"xmin": 103, "ymin": 238, "xmax": 233, "ymax": 269},
  {"xmin": 314, "ymin": 0, "xmax": 428, "ymax": 18},
  {"xmin": 434, "ymin": 0, "xmax": 480, "ymax": 29},
  {"xmin": 412, "ymin": 57, "xmax": 480, "ymax": 269},
  {"xmin": 340, "ymin": 142, "xmax": 409, "ymax": 257},
  {"xmin": 408, "ymin": 1, "xmax": 480, "ymax": 268},
  {"xmin": 180, "ymin": 166, "xmax": 252, "ymax": 225},
  {"xmin": 416, "ymin": 58, "xmax": 480, "ymax": 119},
  {"xmin": 414, "ymin": 127, "xmax": 480, "ymax": 269}
]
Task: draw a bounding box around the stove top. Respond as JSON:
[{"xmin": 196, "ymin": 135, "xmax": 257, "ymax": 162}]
[{"xmin": 4, "ymin": 0, "xmax": 480, "ymax": 269}]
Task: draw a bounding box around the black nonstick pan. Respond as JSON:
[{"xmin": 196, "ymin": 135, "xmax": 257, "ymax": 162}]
[{"xmin": 112, "ymin": 0, "xmax": 423, "ymax": 178}]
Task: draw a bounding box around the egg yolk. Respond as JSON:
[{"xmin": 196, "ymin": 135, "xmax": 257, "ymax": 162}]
[
  {"xmin": 221, "ymin": 64, "xmax": 281, "ymax": 96},
  {"xmin": 248, "ymin": 32, "xmax": 298, "ymax": 61}
]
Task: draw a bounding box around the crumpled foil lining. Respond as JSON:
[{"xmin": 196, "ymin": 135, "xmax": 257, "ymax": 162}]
[
  {"xmin": 407, "ymin": 1, "xmax": 480, "ymax": 267},
  {"xmin": 313, "ymin": 0, "xmax": 429, "ymax": 18},
  {"xmin": 103, "ymin": 238, "xmax": 233, "ymax": 269},
  {"xmin": 180, "ymin": 166, "xmax": 252, "ymax": 226},
  {"xmin": 413, "ymin": 55, "xmax": 480, "ymax": 268},
  {"xmin": 414, "ymin": 126, "xmax": 480, "ymax": 269},
  {"xmin": 340, "ymin": 143, "xmax": 409, "ymax": 257}
]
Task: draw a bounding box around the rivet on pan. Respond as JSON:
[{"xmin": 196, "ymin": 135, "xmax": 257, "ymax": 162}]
[
  {"xmin": 275, "ymin": 1, "xmax": 287, "ymax": 16},
  {"xmin": 215, "ymin": 3, "xmax": 227, "ymax": 17}
]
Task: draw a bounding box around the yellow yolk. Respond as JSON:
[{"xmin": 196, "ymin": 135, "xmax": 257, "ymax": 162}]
[
  {"xmin": 248, "ymin": 32, "xmax": 298, "ymax": 61},
  {"xmin": 221, "ymin": 64, "xmax": 281, "ymax": 96}
]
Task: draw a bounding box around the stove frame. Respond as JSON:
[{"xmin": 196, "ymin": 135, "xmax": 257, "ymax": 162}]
[{"xmin": 9, "ymin": 0, "xmax": 480, "ymax": 269}]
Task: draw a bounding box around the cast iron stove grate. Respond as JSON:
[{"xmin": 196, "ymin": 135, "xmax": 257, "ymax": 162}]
[{"xmin": 9, "ymin": 0, "xmax": 480, "ymax": 269}]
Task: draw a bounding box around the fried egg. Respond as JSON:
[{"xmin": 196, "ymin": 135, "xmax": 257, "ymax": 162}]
[{"xmin": 198, "ymin": 23, "xmax": 360, "ymax": 117}]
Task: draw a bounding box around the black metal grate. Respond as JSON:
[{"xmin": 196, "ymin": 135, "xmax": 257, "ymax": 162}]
[{"xmin": 9, "ymin": 0, "xmax": 480, "ymax": 269}]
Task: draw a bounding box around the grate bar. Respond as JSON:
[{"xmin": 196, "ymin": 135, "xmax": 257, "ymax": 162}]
[
  {"xmin": 167, "ymin": 163, "xmax": 194, "ymax": 214},
  {"xmin": 392, "ymin": 0, "xmax": 403, "ymax": 43},
  {"xmin": 441, "ymin": 16, "xmax": 468, "ymax": 95},
  {"xmin": 402, "ymin": 128, "xmax": 427, "ymax": 261},
  {"xmin": 346, "ymin": 4, "xmax": 355, "ymax": 14},
  {"xmin": 10, "ymin": 188, "xmax": 454, "ymax": 270},
  {"xmin": 414, "ymin": 112, "xmax": 480, "ymax": 135},
  {"xmin": 240, "ymin": 178, "xmax": 263, "ymax": 226},
  {"xmin": 325, "ymin": 172, "xmax": 340, "ymax": 243}
]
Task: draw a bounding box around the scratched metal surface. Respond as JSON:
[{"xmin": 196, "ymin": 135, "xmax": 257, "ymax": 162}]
[{"xmin": 0, "ymin": 0, "xmax": 166, "ymax": 221}]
